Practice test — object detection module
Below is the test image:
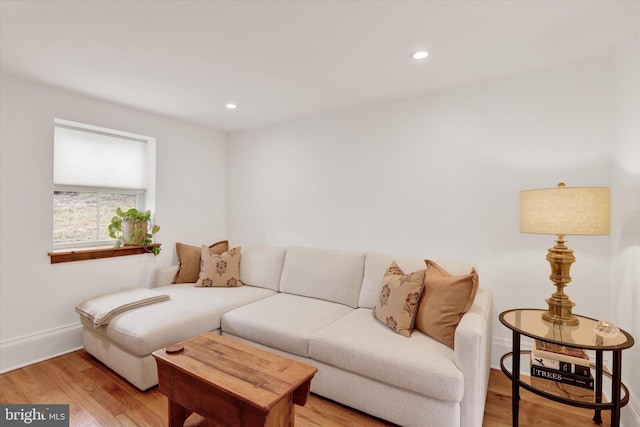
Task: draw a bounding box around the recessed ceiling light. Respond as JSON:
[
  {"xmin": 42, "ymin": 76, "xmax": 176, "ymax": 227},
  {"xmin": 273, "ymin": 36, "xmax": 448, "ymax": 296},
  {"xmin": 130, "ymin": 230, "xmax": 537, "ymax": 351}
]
[
  {"xmin": 411, "ymin": 51, "xmax": 429, "ymax": 60},
  {"xmin": 225, "ymin": 103, "xmax": 237, "ymax": 110}
]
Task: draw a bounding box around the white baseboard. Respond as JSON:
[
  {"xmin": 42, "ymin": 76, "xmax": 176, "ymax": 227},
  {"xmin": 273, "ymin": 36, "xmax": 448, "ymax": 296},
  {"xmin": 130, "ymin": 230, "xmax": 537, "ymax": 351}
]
[
  {"xmin": 623, "ymin": 391, "xmax": 640, "ymax": 427},
  {"xmin": 491, "ymin": 338, "xmax": 640, "ymax": 427},
  {"xmin": 490, "ymin": 336, "xmax": 512, "ymax": 370},
  {"xmin": 0, "ymin": 322, "xmax": 83, "ymax": 374}
]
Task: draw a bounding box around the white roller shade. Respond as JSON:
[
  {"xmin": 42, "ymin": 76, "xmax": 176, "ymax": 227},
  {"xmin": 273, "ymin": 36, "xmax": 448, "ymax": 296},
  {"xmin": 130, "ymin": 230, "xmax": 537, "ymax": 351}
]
[{"xmin": 54, "ymin": 125, "xmax": 147, "ymax": 190}]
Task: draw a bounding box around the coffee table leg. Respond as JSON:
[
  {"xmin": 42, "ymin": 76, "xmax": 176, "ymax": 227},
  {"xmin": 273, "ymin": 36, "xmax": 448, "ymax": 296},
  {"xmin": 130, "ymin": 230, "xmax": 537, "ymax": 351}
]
[
  {"xmin": 293, "ymin": 378, "xmax": 313, "ymax": 406},
  {"xmin": 168, "ymin": 399, "xmax": 193, "ymax": 427}
]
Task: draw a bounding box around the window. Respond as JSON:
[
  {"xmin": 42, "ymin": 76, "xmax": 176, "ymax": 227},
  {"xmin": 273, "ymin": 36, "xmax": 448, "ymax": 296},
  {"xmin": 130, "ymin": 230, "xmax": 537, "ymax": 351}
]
[{"xmin": 53, "ymin": 119, "xmax": 156, "ymax": 249}]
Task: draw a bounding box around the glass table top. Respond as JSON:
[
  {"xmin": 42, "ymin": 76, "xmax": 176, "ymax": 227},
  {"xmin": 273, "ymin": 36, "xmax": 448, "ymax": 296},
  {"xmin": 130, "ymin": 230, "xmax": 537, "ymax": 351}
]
[{"xmin": 500, "ymin": 309, "xmax": 634, "ymax": 350}]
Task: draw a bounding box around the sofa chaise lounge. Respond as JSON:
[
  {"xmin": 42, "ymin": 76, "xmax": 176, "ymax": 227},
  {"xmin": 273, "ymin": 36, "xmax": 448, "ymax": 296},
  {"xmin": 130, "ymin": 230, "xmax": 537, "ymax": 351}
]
[{"xmin": 77, "ymin": 245, "xmax": 493, "ymax": 427}]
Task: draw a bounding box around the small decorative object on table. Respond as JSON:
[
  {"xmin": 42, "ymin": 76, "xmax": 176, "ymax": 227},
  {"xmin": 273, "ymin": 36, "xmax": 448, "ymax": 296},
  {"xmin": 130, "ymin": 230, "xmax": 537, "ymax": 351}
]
[{"xmin": 593, "ymin": 321, "xmax": 620, "ymax": 338}]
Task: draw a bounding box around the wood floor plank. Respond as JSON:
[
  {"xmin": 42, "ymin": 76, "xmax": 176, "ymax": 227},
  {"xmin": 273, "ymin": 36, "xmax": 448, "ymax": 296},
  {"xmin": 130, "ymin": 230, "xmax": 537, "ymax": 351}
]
[
  {"xmin": 83, "ymin": 365, "xmax": 145, "ymax": 411},
  {"xmin": 0, "ymin": 373, "xmax": 30, "ymax": 404},
  {"xmin": 63, "ymin": 349, "xmax": 95, "ymax": 371},
  {"xmin": 294, "ymin": 393, "xmax": 393, "ymax": 427},
  {"xmin": 38, "ymin": 355, "xmax": 124, "ymax": 426},
  {"xmin": 4, "ymin": 362, "xmax": 55, "ymax": 397},
  {"xmin": 0, "ymin": 350, "xmax": 619, "ymax": 426}
]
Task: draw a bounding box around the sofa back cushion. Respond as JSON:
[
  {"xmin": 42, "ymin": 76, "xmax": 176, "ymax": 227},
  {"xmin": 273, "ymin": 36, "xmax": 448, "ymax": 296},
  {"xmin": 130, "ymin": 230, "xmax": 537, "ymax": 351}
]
[
  {"xmin": 279, "ymin": 246, "xmax": 365, "ymax": 308},
  {"xmin": 360, "ymin": 252, "xmax": 476, "ymax": 309},
  {"xmin": 240, "ymin": 245, "xmax": 287, "ymax": 291}
]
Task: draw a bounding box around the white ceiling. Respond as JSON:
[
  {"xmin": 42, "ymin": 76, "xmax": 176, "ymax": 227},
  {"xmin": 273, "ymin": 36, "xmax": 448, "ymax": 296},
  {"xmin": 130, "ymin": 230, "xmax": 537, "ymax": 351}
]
[{"xmin": 1, "ymin": 1, "xmax": 637, "ymax": 133}]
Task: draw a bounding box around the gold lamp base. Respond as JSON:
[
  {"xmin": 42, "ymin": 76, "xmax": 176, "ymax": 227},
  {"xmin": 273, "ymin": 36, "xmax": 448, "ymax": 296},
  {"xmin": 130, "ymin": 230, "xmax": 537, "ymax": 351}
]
[
  {"xmin": 542, "ymin": 300, "xmax": 578, "ymax": 326},
  {"xmin": 542, "ymin": 235, "xmax": 579, "ymax": 326}
]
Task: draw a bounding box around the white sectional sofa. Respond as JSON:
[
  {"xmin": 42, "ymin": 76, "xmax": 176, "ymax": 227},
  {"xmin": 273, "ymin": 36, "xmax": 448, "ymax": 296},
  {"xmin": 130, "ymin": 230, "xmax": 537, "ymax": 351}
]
[{"xmin": 79, "ymin": 245, "xmax": 493, "ymax": 427}]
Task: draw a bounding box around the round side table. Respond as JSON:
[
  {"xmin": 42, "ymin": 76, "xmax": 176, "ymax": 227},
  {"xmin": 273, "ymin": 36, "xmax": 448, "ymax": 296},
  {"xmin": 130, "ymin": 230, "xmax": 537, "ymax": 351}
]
[{"xmin": 499, "ymin": 309, "xmax": 634, "ymax": 426}]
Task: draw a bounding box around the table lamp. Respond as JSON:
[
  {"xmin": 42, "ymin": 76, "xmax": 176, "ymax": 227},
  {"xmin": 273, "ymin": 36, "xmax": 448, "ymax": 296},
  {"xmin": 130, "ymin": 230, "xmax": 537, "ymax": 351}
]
[{"xmin": 520, "ymin": 183, "xmax": 610, "ymax": 325}]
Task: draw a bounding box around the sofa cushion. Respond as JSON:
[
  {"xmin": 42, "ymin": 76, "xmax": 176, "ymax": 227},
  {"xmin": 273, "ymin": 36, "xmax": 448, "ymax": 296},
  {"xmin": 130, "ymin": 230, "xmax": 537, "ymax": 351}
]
[
  {"xmin": 372, "ymin": 262, "xmax": 425, "ymax": 337},
  {"xmin": 196, "ymin": 246, "xmax": 243, "ymax": 287},
  {"xmin": 279, "ymin": 246, "xmax": 365, "ymax": 308},
  {"xmin": 81, "ymin": 284, "xmax": 275, "ymax": 356},
  {"xmin": 360, "ymin": 252, "xmax": 427, "ymax": 309},
  {"xmin": 360, "ymin": 252, "xmax": 476, "ymax": 309},
  {"xmin": 239, "ymin": 245, "xmax": 286, "ymax": 291},
  {"xmin": 174, "ymin": 240, "xmax": 228, "ymax": 283},
  {"xmin": 310, "ymin": 308, "xmax": 464, "ymax": 402},
  {"xmin": 415, "ymin": 260, "xmax": 479, "ymax": 349},
  {"xmin": 221, "ymin": 293, "xmax": 353, "ymax": 357}
]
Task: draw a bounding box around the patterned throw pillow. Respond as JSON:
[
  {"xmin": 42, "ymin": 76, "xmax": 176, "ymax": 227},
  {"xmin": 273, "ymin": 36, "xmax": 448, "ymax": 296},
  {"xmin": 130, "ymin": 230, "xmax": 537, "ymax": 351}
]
[
  {"xmin": 173, "ymin": 240, "xmax": 229, "ymax": 283},
  {"xmin": 414, "ymin": 260, "xmax": 479, "ymax": 349},
  {"xmin": 195, "ymin": 246, "xmax": 243, "ymax": 288},
  {"xmin": 373, "ymin": 262, "xmax": 425, "ymax": 337}
]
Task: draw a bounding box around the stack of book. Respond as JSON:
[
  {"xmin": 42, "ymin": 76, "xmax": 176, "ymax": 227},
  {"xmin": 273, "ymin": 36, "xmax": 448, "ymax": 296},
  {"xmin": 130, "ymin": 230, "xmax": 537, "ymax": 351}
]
[{"xmin": 530, "ymin": 339, "xmax": 594, "ymax": 390}]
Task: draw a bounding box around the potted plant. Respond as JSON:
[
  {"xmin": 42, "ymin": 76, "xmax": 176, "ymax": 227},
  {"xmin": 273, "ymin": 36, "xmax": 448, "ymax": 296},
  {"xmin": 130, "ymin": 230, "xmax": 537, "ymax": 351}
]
[{"xmin": 108, "ymin": 207, "xmax": 161, "ymax": 255}]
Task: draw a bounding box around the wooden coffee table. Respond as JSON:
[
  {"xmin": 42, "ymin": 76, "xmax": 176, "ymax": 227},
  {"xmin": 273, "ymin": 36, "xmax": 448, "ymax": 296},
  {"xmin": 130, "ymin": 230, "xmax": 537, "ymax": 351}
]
[{"xmin": 152, "ymin": 332, "xmax": 318, "ymax": 427}]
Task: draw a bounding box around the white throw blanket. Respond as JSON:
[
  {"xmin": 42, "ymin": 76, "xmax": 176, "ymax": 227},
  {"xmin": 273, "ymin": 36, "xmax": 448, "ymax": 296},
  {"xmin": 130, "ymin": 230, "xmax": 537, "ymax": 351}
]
[{"xmin": 75, "ymin": 287, "xmax": 170, "ymax": 328}]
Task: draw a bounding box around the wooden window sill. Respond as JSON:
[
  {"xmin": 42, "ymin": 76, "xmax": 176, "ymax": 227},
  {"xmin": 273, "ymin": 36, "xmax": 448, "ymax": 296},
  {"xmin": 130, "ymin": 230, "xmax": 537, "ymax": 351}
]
[{"xmin": 48, "ymin": 244, "xmax": 161, "ymax": 264}]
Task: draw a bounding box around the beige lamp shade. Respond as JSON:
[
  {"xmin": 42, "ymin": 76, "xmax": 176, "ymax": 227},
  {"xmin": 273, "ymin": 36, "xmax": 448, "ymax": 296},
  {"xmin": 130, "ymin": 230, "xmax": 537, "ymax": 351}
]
[{"xmin": 520, "ymin": 184, "xmax": 610, "ymax": 236}]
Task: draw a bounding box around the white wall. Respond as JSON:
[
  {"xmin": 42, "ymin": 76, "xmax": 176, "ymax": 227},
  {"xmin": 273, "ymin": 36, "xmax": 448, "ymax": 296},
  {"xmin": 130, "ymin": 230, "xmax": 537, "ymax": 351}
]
[
  {"xmin": 612, "ymin": 22, "xmax": 640, "ymax": 427},
  {"xmin": 227, "ymin": 53, "xmax": 639, "ymax": 411},
  {"xmin": 0, "ymin": 75, "xmax": 227, "ymax": 372},
  {"xmin": 228, "ymin": 55, "xmax": 614, "ymax": 328}
]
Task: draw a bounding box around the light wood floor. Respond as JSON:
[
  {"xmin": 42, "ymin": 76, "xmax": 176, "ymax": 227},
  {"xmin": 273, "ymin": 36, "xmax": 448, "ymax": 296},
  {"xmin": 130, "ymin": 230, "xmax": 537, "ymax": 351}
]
[{"xmin": 0, "ymin": 350, "xmax": 610, "ymax": 426}]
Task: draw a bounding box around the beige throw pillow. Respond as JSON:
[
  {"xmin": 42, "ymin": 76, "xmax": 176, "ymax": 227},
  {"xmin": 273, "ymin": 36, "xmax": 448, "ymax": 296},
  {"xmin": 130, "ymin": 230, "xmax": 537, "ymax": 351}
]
[
  {"xmin": 196, "ymin": 246, "xmax": 243, "ymax": 288},
  {"xmin": 414, "ymin": 260, "xmax": 479, "ymax": 349},
  {"xmin": 373, "ymin": 262, "xmax": 425, "ymax": 337},
  {"xmin": 173, "ymin": 240, "xmax": 229, "ymax": 283}
]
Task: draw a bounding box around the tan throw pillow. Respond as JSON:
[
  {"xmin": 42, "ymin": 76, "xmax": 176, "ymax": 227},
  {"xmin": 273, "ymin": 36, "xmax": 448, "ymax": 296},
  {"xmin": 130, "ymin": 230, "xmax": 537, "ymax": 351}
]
[
  {"xmin": 173, "ymin": 240, "xmax": 228, "ymax": 283},
  {"xmin": 196, "ymin": 246, "xmax": 243, "ymax": 288},
  {"xmin": 373, "ymin": 262, "xmax": 425, "ymax": 337},
  {"xmin": 415, "ymin": 260, "xmax": 479, "ymax": 349}
]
